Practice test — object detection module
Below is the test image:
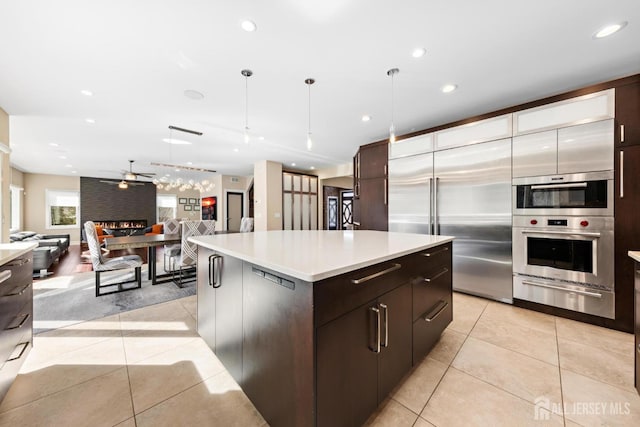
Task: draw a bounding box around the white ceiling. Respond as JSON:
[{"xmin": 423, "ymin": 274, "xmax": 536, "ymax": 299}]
[{"xmin": 1, "ymin": 0, "xmax": 639, "ymax": 182}]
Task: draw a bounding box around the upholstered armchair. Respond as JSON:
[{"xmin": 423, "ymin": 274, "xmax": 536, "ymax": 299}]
[
  {"xmin": 95, "ymin": 225, "xmax": 114, "ymax": 244},
  {"xmin": 84, "ymin": 221, "xmax": 143, "ymax": 297},
  {"xmin": 144, "ymin": 223, "xmax": 164, "ymax": 235}
]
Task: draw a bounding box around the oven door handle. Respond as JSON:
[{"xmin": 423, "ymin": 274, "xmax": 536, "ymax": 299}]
[
  {"xmin": 521, "ymin": 229, "xmax": 601, "ymax": 238},
  {"xmin": 529, "ymin": 182, "xmax": 588, "ymax": 190},
  {"xmin": 521, "ymin": 280, "xmax": 603, "ymax": 298}
]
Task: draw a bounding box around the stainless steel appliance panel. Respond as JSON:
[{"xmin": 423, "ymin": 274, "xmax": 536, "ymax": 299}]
[
  {"xmin": 557, "ymin": 119, "xmax": 614, "ymax": 175},
  {"xmin": 513, "ymin": 274, "xmax": 614, "ymax": 319},
  {"xmin": 434, "ymin": 138, "xmax": 512, "ymax": 302},
  {"xmin": 512, "ymin": 130, "xmax": 557, "ymax": 178},
  {"xmin": 512, "ymin": 171, "xmax": 614, "ymax": 217},
  {"xmin": 512, "ymin": 215, "xmax": 614, "ymax": 288},
  {"xmin": 388, "ymin": 153, "xmax": 433, "ymax": 234}
]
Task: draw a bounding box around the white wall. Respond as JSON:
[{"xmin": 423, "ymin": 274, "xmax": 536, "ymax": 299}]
[{"xmin": 253, "ymin": 161, "xmax": 282, "ymax": 231}]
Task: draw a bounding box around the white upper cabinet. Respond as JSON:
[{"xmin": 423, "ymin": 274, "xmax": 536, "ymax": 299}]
[
  {"xmin": 514, "ymin": 89, "xmax": 614, "ymax": 136},
  {"xmin": 557, "ymin": 119, "xmax": 614, "ymax": 174},
  {"xmin": 434, "ymin": 114, "xmax": 512, "ymax": 150},
  {"xmin": 512, "ymin": 130, "xmax": 557, "ymax": 178},
  {"xmin": 389, "ymin": 133, "xmax": 433, "ymax": 159}
]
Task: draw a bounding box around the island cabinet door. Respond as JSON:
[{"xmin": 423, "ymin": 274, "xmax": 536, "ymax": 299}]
[
  {"xmin": 316, "ymin": 302, "xmax": 379, "ymax": 427},
  {"xmin": 316, "ymin": 282, "xmax": 412, "ymax": 427},
  {"xmin": 196, "ymin": 249, "xmax": 244, "ymax": 383}
]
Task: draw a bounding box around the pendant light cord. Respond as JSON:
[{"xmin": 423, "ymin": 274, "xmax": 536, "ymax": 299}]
[
  {"xmin": 245, "ymin": 75, "xmax": 249, "ymax": 130},
  {"xmin": 308, "ymin": 82, "xmax": 311, "ymax": 135}
]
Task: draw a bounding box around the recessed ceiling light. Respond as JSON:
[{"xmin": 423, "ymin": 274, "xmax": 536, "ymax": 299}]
[
  {"xmin": 80, "ymin": 89, "xmax": 93, "ymax": 96},
  {"xmin": 85, "ymin": 118, "xmax": 95, "ymax": 124},
  {"xmin": 362, "ymin": 115, "xmax": 371, "ymax": 122},
  {"xmin": 187, "ymin": 161, "xmax": 193, "ymax": 165},
  {"xmin": 184, "ymin": 89, "xmax": 204, "ymax": 100},
  {"xmin": 233, "ymin": 148, "xmax": 239, "ymax": 153},
  {"xmin": 594, "ymin": 21, "xmax": 627, "ymax": 38},
  {"xmin": 441, "ymin": 84, "xmax": 458, "ymax": 93},
  {"xmin": 49, "ymin": 143, "xmax": 59, "ymax": 147},
  {"xmin": 58, "ymin": 155, "xmax": 67, "ymax": 160},
  {"xmin": 65, "ymin": 164, "xmax": 73, "ymax": 168},
  {"xmin": 310, "ymin": 166, "xmax": 315, "ymax": 170},
  {"xmin": 291, "ymin": 163, "xmax": 296, "ymax": 167},
  {"xmin": 241, "ymin": 20, "xmax": 257, "ymax": 32},
  {"xmin": 71, "ymin": 170, "xmax": 77, "ymax": 174},
  {"xmin": 162, "ymin": 138, "xmax": 192, "ymax": 145},
  {"xmin": 412, "ymin": 47, "xmax": 427, "ymax": 58},
  {"xmin": 258, "ymin": 136, "xmax": 265, "ymax": 140}
]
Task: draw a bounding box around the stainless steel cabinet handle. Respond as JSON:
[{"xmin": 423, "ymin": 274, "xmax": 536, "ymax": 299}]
[
  {"xmin": 424, "ymin": 300, "xmax": 448, "ymax": 322},
  {"xmin": 383, "ymin": 179, "xmax": 387, "ymax": 205},
  {"xmin": 0, "ymin": 270, "xmax": 11, "ymax": 284},
  {"xmin": 7, "ymin": 283, "xmax": 30, "ymax": 296},
  {"xmin": 530, "ymin": 182, "xmax": 588, "ymax": 190},
  {"xmin": 620, "ymin": 151, "xmax": 624, "ymax": 198},
  {"xmin": 521, "ymin": 280, "xmax": 602, "ymax": 298},
  {"xmin": 384, "ymin": 163, "xmax": 387, "ymax": 176},
  {"xmin": 6, "ymin": 258, "xmax": 30, "ymax": 267},
  {"xmin": 208, "ymin": 254, "xmax": 222, "ymax": 288},
  {"xmin": 370, "ymin": 306, "xmax": 381, "ymax": 353},
  {"xmin": 521, "ymin": 229, "xmax": 601, "ymax": 238},
  {"xmin": 350, "ymin": 263, "xmax": 401, "ymax": 284},
  {"xmin": 7, "ymin": 342, "xmax": 29, "ymax": 362},
  {"xmin": 421, "ymin": 246, "xmax": 449, "ymax": 257},
  {"xmin": 423, "ymin": 268, "xmax": 449, "ymax": 283},
  {"xmin": 379, "ymin": 303, "xmax": 389, "ymax": 347},
  {"xmin": 6, "ymin": 313, "xmax": 29, "ymax": 330},
  {"xmin": 621, "ymin": 124, "xmax": 625, "ymax": 143}
]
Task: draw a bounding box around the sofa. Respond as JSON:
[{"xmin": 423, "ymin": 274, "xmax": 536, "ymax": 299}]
[{"xmin": 10, "ymin": 231, "xmax": 70, "ymax": 272}]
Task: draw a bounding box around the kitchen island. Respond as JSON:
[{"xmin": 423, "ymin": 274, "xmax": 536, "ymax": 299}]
[{"xmin": 190, "ymin": 230, "xmax": 454, "ymax": 427}]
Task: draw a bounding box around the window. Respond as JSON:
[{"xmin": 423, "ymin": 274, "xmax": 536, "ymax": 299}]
[
  {"xmin": 157, "ymin": 194, "xmax": 177, "ymax": 222},
  {"xmin": 9, "ymin": 185, "xmax": 22, "ymax": 232},
  {"xmin": 46, "ymin": 189, "xmax": 79, "ymax": 228}
]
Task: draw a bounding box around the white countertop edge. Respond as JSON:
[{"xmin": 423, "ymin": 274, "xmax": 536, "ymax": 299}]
[
  {"xmin": 0, "ymin": 242, "xmax": 39, "ymax": 265},
  {"xmin": 628, "ymin": 251, "xmax": 640, "ymax": 263},
  {"xmin": 190, "ymin": 234, "xmax": 454, "ymax": 282}
]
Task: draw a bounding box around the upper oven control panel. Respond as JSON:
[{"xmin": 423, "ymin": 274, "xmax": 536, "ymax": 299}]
[{"xmin": 513, "ymin": 216, "xmax": 613, "ymax": 231}]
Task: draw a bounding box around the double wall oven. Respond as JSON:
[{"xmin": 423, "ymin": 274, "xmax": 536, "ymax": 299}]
[{"xmin": 512, "ymin": 171, "xmax": 615, "ymax": 318}]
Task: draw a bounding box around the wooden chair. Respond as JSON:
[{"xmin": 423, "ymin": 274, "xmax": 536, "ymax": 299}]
[
  {"xmin": 169, "ymin": 220, "xmax": 216, "ymax": 287},
  {"xmin": 84, "ymin": 221, "xmax": 143, "ymax": 297}
]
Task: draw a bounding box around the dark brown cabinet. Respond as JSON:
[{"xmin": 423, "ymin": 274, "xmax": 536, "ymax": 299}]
[
  {"xmin": 0, "ymin": 251, "xmax": 34, "ymax": 402},
  {"xmin": 353, "ymin": 142, "xmax": 388, "ymax": 231},
  {"xmin": 614, "ymin": 80, "xmax": 640, "ymax": 333},
  {"xmin": 616, "ymin": 81, "xmax": 640, "ymax": 147}
]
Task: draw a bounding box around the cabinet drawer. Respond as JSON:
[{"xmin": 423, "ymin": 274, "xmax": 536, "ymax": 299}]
[
  {"xmin": 412, "ymin": 298, "xmax": 452, "ymax": 364},
  {"xmin": 0, "ymin": 341, "xmax": 32, "ymax": 401},
  {"xmin": 315, "ymin": 256, "xmax": 413, "ymax": 327},
  {"xmin": 0, "ymin": 302, "xmax": 32, "ymax": 370},
  {"xmin": 413, "ymin": 243, "xmax": 451, "ymax": 276},
  {"xmin": 0, "ymin": 256, "xmax": 33, "ymax": 297},
  {"xmin": 412, "ymin": 266, "xmax": 451, "ymax": 322}
]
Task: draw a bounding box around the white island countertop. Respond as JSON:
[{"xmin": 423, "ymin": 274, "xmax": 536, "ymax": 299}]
[
  {"xmin": 0, "ymin": 242, "xmax": 39, "ymax": 265},
  {"xmin": 190, "ymin": 230, "xmax": 454, "ymax": 282},
  {"xmin": 629, "ymin": 251, "xmax": 640, "ymax": 263}
]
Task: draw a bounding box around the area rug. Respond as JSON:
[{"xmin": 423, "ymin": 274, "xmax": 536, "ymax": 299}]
[{"xmin": 33, "ymin": 264, "xmax": 195, "ymax": 334}]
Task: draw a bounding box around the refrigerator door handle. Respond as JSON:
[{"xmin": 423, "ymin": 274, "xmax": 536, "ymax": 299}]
[
  {"xmin": 433, "ymin": 177, "xmax": 439, "ymax": 235},
  {"xmin": 429, "ymin": 177, "xmax": 433, "ymax": 235}
]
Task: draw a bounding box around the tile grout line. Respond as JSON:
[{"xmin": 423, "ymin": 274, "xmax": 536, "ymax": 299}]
[
  {"xmin": 118, "ymin": 313, "xmax": 139, "ymax": 427},
  {"xmin": 554, "ymin": 316, "xmax": 568, "ymax": 427},
  {"xmin": 416, "ymin": 299, "xmax": 490, "ymax": 423}
]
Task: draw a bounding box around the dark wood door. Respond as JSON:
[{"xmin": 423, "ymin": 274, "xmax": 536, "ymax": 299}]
[
  {"xmin": 615, "ymin": 145, "xmax": 640, "ymax": 333},
  {"xmin": 635, "ymin": 267, "xmax": 640, "ymax": 394},
  {"xmin": 616, "ymin": 82, "xmax": 640, "ymax": 147},
  {"xmin": 196, "ymin": 249, "xmax": 216, "ymax": 350},
  {"xmin": 317, "ymin": 302, "xmax": 379, "ymax": 427},
  {"xmin": 359, "ymin": 177, "xmax": 388, "ymax": 231},
  {"xmin": 377, "ymin": 283, "xmax": 412, "ymax": 402},
  {"xmin": 214, "ymin": 255, "xmax": 243, "ymax": 383},
  {"xmin": 359, "ymin": 143, "xmax": 388, "ymax": 179}
]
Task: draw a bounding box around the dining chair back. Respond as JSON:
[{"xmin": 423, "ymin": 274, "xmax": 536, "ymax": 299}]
[
  {"xmin": 239, "ymin": 217, "xmax": 254, "ymax": 232},
  {"xmin": 171, "ymin": 220, "xmax": 216, "ymax": 286},
  {"xmin": 84, "ymin": 221, "xmax": 143, "ymax": 297}
]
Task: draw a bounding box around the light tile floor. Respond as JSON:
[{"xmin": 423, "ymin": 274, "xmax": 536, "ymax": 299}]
[{"xmin": 1, "ymin": 292, "xmax": 639, "ymax": 426}]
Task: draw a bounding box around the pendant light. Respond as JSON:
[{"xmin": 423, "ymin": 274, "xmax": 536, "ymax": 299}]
[
  {"xmin": 305, "ymin": 78, "xmax": 315, "ymax": 151},
  {"xmin": 241, "ymin": 69, "xmax": 253, "ymax": 144},
  {"xmin": 387, "ymin": 68, "xmax": 399, "ymax": 143}
]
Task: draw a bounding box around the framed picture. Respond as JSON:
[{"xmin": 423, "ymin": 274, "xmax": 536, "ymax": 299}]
[
  {"xmin": 178, "ymin": 198, "xmax": 187, "ymax": 204},
  {"xmin": 184, "ymin": 204, "xmax": 192, "ymax": 211},
  {"xmin": 194, "ymin": 205, "xmax": 200, "ymax": 211},
  {"xmin": 189, "ymin": 198, "xmax": 198, "ymax": 204}
]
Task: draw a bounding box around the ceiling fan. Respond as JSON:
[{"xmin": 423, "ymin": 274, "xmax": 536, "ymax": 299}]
[{"xmin": 122, "ymin": 160, "xmax": 156, "ymax": 180}]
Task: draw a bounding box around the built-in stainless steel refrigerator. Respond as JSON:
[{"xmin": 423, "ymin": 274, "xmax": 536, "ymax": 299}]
[{"xmin": 389, "ymin": 138, "xmax": 512, "ymax": 302}]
